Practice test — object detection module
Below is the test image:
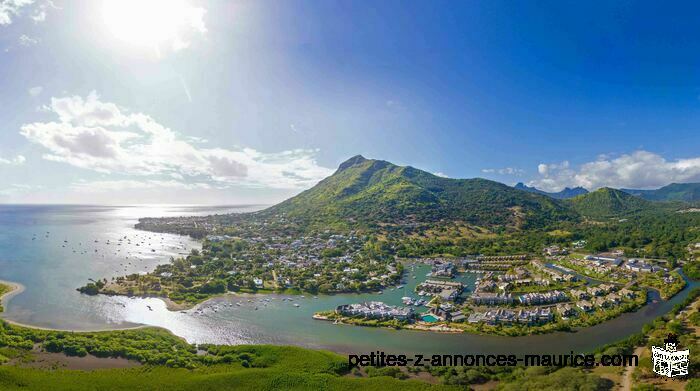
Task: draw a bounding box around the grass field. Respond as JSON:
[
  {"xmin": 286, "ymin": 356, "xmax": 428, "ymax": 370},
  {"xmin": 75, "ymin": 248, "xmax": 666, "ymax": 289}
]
[
  {"xmin": 0, "ymin": 343, "xmax": 456, "ymax": 391},
  {"xmin": 0, "ymin": 364, "xmax": 456, "ymax": 391}
]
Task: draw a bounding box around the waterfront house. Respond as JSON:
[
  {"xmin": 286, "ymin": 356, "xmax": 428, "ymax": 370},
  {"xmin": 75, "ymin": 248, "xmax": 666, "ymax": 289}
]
[
  {"xmin": 515, "ymin": 308, "xmax": 553, "ymax": 325},
  {"xmin": 518, "ymin": 290, "xmax": 568, "ymax": 305},
  {"xmin": 593, "ymin": 296, "xmax": 611, "ymax": 308},
  {"xmin": 467, "ymin": 312, "xmax": 485, "ymax": 323},
  {"xmin": 471, "ymin": 292, "xmax": 514, "ymax": 305},
  {"xmin": 577, "ymin": 300, "xmax": 593, "ymax": 312},
  {"xmin": 607, "ymin": 293, "xmax": 622, "ymax": 305},
  {"xmin": 450, "ymin": 310, "xmax": 466, "ymax": 322},
  {"xmin": 619, "ymin": 288, "xmax": 636, "ymax": 299},
  {"xmin": 336, "ymin": 301, "xmax": 414, "ymax": 321},
  {"xmin": 429, "ymin": 262, "xmax": 455, "ymax": 278},
  {"xmin": 556, "ymin": 303, "xmax": 576, "ymax": 318},
  {"xmin": 429, "ymin": 307, "xmax": 447, "ymax": 321}
]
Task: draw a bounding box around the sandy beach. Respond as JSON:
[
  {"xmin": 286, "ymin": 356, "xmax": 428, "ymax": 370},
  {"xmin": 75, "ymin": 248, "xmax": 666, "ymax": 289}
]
[{"xmin": 0, "ymin": 279, "xmax": 24, "ymax": 310}]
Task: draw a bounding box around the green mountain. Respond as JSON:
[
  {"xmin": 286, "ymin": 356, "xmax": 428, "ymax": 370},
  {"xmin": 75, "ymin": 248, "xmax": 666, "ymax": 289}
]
[
  {"xmin": 265, "ymin": 155, "xmax": 577, "ymax": 229},
  {"xmin": 622, "ymin": 182, "xmax": 700, "ymax": 202},
  {"xmin": 567, "ymin": 187, "xmax": 655, "ymax": 219}
]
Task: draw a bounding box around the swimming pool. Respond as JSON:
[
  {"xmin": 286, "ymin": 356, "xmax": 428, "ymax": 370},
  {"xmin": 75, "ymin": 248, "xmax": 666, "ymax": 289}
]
[{"xmin": 421, "ymin": 315, "xmax": 439, "ymax": 323}]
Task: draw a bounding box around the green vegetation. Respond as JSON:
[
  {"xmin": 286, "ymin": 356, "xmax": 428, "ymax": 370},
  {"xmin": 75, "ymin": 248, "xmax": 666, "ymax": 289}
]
[
  {"xmin": 315, "ymin": 311, "xmax": 407, "ymax": 329},
  {"xmin": 131, "ymin": 156, "xmax": 700, "ymax": 279},
  {"xmin": 264, "ymin": 155, "xmax": 578, "ymax": 231},
  {"xmin": 632, "ymin": 288, "xmax": 700, "ymax": 389},
  {"xmin": 586, "ymin": 288, "xmax": 700, "ymax": 390},
  {"xmin": 0, "ymin": 320, "xmax": 451, "ymax": 389},
  {"xmin": 0, "ymin": 365, "xmax": 454, "ymax": 391},
  {"xmin": 80, "ymin": 233, "xmax": 402, "ymax": 306},
  {"xmin": 0, "ymin": 283, "xmax": 11, "ymax": 312},
  {"xmin": 636, "ymin": 271, "xmax": 686, "ymax": 299},
  {"xmin": 567, "ymin": 188, "xmax": 658, "ymax": 219},
  {"xmin": 685, "ymin": 260, "xmax": 700, "ymax": 279},
  {"xmin": 622, "ymin": 182, "xmax": 700, "ymax": 202},
  {"xmin": 497, "ymin": 366, "xmax": 612, "ymax": 390},
  {"xmin": 92, "ymin": 157, "xmax": 698, "ymax": 336},
  {"xmin": 0, "ymin": 317, "xmax": 619, "ymax": 391}
]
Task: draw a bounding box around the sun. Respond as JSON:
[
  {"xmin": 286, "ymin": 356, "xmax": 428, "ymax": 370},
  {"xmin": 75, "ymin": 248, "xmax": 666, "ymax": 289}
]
[{"xmin": 101, "ymin": 0, "xmax": 200, "ymax": 49}]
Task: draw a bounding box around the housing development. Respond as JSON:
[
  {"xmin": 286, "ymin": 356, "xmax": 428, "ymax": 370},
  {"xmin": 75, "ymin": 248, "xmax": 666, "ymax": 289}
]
[{"xmin": 317, "ymin": 243, "xmax": 682, "ymax": 335}]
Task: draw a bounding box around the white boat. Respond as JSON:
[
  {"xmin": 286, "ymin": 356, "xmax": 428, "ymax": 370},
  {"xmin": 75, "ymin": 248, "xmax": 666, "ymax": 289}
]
[{"xmin": 294, "ymin": 303, "xmax": 300, "ymax": 307}]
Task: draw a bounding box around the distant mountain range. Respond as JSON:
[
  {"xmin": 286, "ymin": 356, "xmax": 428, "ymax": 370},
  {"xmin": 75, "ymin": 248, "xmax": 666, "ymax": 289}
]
[
  {"xmin": 621, "ymin": 183, "xmax": 700, "ymax": 202},
  {"xmin": 514, "ymin": 182, "xmax": 589, "ymax": 199},
  {"xmin": 261, "ymin": 155, "xmax": 685, "ymax": 230},
  {"xmin": 515, "ymin": 182, "xmax": 700, "ymax": 202}
]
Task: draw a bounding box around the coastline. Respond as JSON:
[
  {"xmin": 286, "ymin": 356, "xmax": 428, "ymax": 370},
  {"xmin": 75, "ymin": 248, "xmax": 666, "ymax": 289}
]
[
  {"xmin": 311, "ymin": 286, "xmax": 651, "ymax": 337},
  {"xmin": 2, "ymin": 274, "xmax": 694, "ymax": 341},
  {"xmin": 0, "ymin": 279, "xmax": 25, "ymax": 311},
  {"xmin": 0, "ymin": 279, "xmax": 149, "ymax": 333},
  {"xmin": 312, "ymin": 313, "xmax": 463, "ymax": 333}
]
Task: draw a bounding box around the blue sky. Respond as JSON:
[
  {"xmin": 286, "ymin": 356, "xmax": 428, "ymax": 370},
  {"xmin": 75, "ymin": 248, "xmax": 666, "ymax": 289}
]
[{"xmin": 2, "ymin": 0, "xmax": 700, "ymax": 204}]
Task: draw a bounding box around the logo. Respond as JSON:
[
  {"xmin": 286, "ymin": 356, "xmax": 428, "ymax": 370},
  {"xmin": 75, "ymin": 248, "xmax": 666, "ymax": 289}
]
[{"xmin": 651, "ymin": 334, "xmax": 689, "ymax": 378}]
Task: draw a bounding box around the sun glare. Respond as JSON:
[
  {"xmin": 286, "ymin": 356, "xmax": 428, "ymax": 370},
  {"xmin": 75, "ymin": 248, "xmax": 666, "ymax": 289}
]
[{"xmin": 101, "ymin": 0, "xmax": 192, "ymax": 48}]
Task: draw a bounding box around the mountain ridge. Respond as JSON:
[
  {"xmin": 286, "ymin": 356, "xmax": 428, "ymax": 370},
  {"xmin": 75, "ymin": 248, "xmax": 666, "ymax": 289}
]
[
  {"xmin": 621, "ymin": 182, "xmax": 700, "ymax": 202},
  {"xmin": 514, "ymin": 182, "xmax": 589, "ymax": 199},
  {"xmin": 264, "ymin": 155, "xmax": 578, "ymax": 230},
  {"xmin": 567, "ymin": 187, "xmax": 655, "ymax": 219}
]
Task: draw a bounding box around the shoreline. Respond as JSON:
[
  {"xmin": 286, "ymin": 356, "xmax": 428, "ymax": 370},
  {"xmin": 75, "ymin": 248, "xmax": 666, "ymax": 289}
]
[
  {"xmin": 0, "ymin": 279, "xmax": 25, "ymax": 310},
  {"xmin": 311, "ymin": 287, "xmax": 651, "ymax": 336},
  {"xmin": 1, "ymin": 274, "xmax": 694, "ymax": 341},
  {"xmin": 0, "ymin": 278, "xmax": 150, "ymax": 333},
  {"xmin": 313, "ymin": 313, "xmax": 463, "ymax": 334}
]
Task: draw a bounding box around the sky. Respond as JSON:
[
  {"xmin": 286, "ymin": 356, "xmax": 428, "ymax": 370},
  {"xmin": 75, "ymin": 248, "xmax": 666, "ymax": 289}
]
[{"xmin": 2, "ymin": 0, "xmax": 700, "ymax": 204}]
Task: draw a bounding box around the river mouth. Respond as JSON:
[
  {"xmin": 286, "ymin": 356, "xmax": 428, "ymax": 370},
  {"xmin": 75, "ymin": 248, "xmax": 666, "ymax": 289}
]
[{"xmin": 0, "ymin": 205, "xmax": 696, "ymax": 355}]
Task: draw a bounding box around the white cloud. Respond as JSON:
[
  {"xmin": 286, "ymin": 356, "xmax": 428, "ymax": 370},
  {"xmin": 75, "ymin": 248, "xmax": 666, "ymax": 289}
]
[
  {"xmin": 433, "ymin": 172, "xmax": 448, "ymax": 178},
  {"xmin": 0, "ymin": 154, "xmax": 26, "ymax": 165},
  {"xmin": 529, "ymin": 151, "xmax": 700, "ymax": 191},
  {"xmin": 0, "ymin": 0, "xmax": 34, "ymax": 25},
  {"xmin": 186, "ymin": 136, "xmax": 208, "ymax": 144},
  {"xmin": 482, "ymin": 167, "xmax": 524, "ymax": 176},
  {"xmin": 28, "ymin": 86, "xmax": 42, "ymax": 96},
  {"xmin": 20, "ymin": 92, "xmax": 334, "ymax": 189},
  {"xmin": 538, "ymin": 161, "xmax": 569, "ymax": 175},
  {"xmin": 29, "ymin": 0, "xmax": 55, "ymax": 22},
  {"xmin": 0, "ymin": 183, "xmax": 36, "ymax": 197},
  {"xmin": 18, "ymin": 34, "xmax": 39, "ymax": 46}
]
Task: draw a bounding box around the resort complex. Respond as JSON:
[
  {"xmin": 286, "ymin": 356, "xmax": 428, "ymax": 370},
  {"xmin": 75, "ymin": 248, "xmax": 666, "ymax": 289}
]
[{"xmin": 316, "ymin": 245, "xmax": 682, "ymax": 335}]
